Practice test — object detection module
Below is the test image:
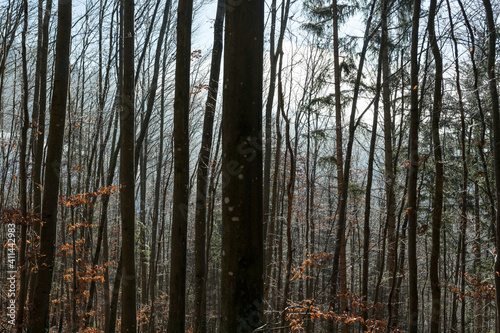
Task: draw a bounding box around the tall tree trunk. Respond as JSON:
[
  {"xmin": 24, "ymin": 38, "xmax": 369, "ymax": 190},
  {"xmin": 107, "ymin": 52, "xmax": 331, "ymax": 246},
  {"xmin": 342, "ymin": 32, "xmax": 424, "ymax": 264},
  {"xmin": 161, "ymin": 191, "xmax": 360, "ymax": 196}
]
[
  {"xmin": 474, "ymin": 181, "xmax": 483, "ymax": 333},
  {"xmin": 408, "ymin": 0, "xmax": 422, "ymax": 330},
  {"xmin": 194, "ymin": 0, "xmax": 224, "ymax": 331},
  {"xmin": 149, "ymin": 17, "xmax": 171, "ymax": 330},
  {"xmin": 329, "ymin": 0, "xmax": 344, "ymax": 326},
  {"xmin": 381, "ymin": 0, "xmax": 396, "ymax": 296},
  {"xmin": 120, "ymin": 0, "xmax": 137, "ymax": 328},
  {"xmin": 363, "ymin": 32, "xmax": 383, "ymax": 328},
  {"xmin": 279, "ymin": 78, "xmax": 295, "ymax": 332},
  {"xmin": 427, "ymin": 0, "xmax": 443, "ymax": 330},
  {"xmin": 28, "ymin": 0, "xmax": 52, "ymax": 308},
  {"xmin": 482, "ymin": 0, "xmax": 500, "ymax": 330},
  {"xmin": 139, "ymin": 130, "xmax": 148, "ymax": 305},
  {"xmin": 220, "ymin": 0, "xmax": 264, "ymax": 329},
  {"xmin": 329, "ymin": 0, "xmax": 376, "ymax": 329},
  {"xmin": 17, "ymin": 0, "xmax": 30, "ymax": 328},
  {"xmin": 167, "ymin": 0, "xmax": 193, "ymax": 328},
  {"xmin": 30, "ymin": 0, "xmax": 72, "ymax": 329}
]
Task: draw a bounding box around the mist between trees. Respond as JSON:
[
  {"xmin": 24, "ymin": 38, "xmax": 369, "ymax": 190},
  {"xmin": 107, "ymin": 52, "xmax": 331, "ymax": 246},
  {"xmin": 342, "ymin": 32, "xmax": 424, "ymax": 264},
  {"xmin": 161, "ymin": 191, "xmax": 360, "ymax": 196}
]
[{"xmin": 0, "ymin": 0, "xmax": 500, "ymax": 332}]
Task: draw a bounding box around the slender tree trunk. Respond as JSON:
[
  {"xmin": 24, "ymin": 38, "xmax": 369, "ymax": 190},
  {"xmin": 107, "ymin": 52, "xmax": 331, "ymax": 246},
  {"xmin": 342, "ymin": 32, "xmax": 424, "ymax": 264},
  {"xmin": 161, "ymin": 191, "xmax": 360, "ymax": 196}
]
[
  {"xmin": 407, "ymin": 0, "xmax": 422, "ymax": 330},
  {"xmin": 329, "ymin": 0, "xmax": 344, "ymax": 327},
  {"xmin": 329, "ymin": 1, "xmax": 376, "ymax": 329},
  {"xmin": 17, "ymin": 0, "xmax": 30, "ymax": 328},
  {"xmin": 279, "ymin": 77, "xmax": 295, "ymax": 332},
  {"xmin": 30, "ymin": 0, "xmax": 72, "ymax": 329},
  {"xmin": 474, "ymin": 181, "xmax": 483, "ymax": 333},
  {"xmin": 28, "ymin": 0, "xmax": 52, "ymax": 308},
  {"xmin": 139, "ymin": 130, "xmax": 148, "ymax": 305},
  {"xmin": 120, "ymin": 0, "xmax": 137, "ymax": 328},
  {"xmin": 363, "ymin": 31, "xmax": 383, "ymax": 327},
  {"xmin": 194, "ymin": 2, "xmax": 224, "ymax": 331},
  {"xmin": 167, "ymin": 0, "xmax": 193, "ymax": 328},
  {"xmin": 148, "ymin": 17, "xmax": 171, "ymax": 331},
  {"xmin": 427, "ymin": 0, "xmax": 443, "ymax": 330},
  {"xmin": 482, "ymin": 0, "xmax": 500, "ymax": 330},
  {"xmin": 380, "ymin": 0, "xmax": 396, "ymax": 297}
]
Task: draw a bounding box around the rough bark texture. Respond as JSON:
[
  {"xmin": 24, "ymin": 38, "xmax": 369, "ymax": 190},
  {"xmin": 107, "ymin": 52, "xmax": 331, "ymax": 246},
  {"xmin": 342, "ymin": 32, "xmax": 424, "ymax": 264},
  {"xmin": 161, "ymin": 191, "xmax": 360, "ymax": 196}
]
[{"xmin": 220, "ymin": 0, "xmax": 264, "ymax": 329}]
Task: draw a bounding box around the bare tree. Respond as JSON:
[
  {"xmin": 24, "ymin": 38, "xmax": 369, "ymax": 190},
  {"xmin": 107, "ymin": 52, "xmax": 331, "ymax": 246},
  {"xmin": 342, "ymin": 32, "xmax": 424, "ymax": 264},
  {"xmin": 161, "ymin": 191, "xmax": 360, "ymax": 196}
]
[
  {"xmin": 30, "ymin": 0, "xmax": 72, "ymax": 330},
  {"xmin": 167, "ymin": 0, "xmax": 193, "ymax": 329}
]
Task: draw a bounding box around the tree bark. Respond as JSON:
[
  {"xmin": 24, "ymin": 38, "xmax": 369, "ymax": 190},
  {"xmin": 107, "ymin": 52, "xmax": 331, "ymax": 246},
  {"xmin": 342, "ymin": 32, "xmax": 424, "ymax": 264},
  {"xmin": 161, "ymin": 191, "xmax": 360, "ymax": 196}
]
[
  {"xmin": 427, "ymin": 0, "xmax": 443, "ymax": 330},
  {"xmin": 220, "ymin": 0, "xmax": 264, "ymax": 329},
  {"xmin": 30, "ymin": 0, "xmax": 72, "ymax": 329},
  {"xmin": 120, "ymin": 0, "xmax": 137, "ymax": 328},
  {"xmin": 482, "ymin": 0, "xmax": 500, "ymax": 330},
  {"xmin": 408, "ymin": 0, "xmax": 422, "ymax": 330},
  {"xmin": 167, "ymin": 0, "xmax": 193, "ymax": 329}
]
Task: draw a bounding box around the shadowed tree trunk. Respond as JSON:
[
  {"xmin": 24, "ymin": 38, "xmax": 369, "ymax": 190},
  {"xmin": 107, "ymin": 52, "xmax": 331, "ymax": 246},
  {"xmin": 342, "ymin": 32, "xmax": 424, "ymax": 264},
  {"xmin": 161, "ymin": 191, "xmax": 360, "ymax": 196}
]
[
  {"xmin": 167, "ymin": 0, "xmax": 193, "ymax": 329},
  {"xmin": 408, "ymin": 0, "xmax": 422, "ymax": 330},
  {"xmin": 427, "ymin": 0, "xmax": 443, "ymax": 330},
  {"xmin": 120, "ymin": 0, "xmax": 137, "ymax": 328},
  {"xmin": 220, "ymin": 0, "xmax": 264, "ymax": 329},
  {"xmin": 30, "ymin": 0, "xmax": 72, "ymax": 329},
  {"xmin": 28, "ymin": 0, "xmax": 52, "ymax": 309}
]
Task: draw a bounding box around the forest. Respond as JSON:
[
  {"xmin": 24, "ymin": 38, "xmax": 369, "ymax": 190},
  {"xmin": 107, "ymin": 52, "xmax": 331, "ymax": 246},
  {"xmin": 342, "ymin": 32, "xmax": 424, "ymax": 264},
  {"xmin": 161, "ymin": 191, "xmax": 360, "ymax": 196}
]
[{"xmin": 1, "ymin": 0, "xmax": 500, "ymax": 331}]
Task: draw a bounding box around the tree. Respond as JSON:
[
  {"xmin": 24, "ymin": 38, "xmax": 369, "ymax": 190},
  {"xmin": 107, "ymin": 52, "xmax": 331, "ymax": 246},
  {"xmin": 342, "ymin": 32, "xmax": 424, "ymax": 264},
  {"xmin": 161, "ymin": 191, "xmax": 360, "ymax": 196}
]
[
  {"xmin": 220, "ymin": 0, "xmax": 264, "ymax": 330},
  {"xmin": 427, "ymin": 0, "xmax": 443, "ymax": 330},
  {"xmin": 120, "ymin": 0, "xmax": 137, "ymax": 329},
  {"xmin": 407, "ymin": 0, "xmax": 421, "ymax": 330},
  {"xmin": 30, "ymin": 0, "xmax": 72, "ymax": 329},
  {"xmin": 167, "ymin": 0, "xmax": 193, "ymax": 329},
  {"xmin": 194, "ymin": 0, "xmax": 224, "ymax": 331},
  {"xmin": 482, "ymin": 0, "xmax": 500, "ymax": 330}
]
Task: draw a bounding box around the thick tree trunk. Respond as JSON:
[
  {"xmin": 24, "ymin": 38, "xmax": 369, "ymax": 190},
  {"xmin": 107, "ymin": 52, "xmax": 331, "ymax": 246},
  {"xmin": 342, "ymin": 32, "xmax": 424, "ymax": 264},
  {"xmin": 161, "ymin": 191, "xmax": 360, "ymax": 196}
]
[{"xmin": 220, "ymin": 0, "xmax": 264, "ymax": 329}]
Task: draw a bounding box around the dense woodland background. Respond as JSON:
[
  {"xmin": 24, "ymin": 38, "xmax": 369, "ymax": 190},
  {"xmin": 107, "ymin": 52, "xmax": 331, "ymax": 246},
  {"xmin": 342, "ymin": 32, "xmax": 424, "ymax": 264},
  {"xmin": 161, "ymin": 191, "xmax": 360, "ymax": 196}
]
[{"xmin": 1, "ymin": 0, "xmax": 500, "ymax": 331}]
